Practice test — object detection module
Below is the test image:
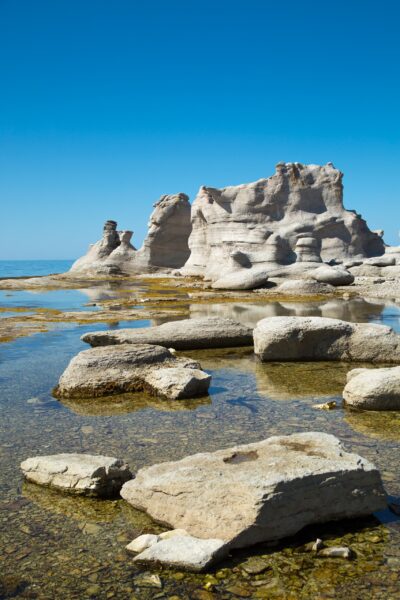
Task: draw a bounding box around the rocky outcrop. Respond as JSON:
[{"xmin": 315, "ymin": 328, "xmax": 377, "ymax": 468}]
[
  {"xmin": 53, "ymin": 344, "xmax": 211, "ymax": 399},
  {"xmin": 70, "ymin": 193, "xmax": 191, "ymax": 274},
  {"xmin": 343, "ymin": 366, "xmax": 400, "ymax": 410},
  {"xmin": 20, "ymin": 454, "xmax": 132, "ymax": 497},
  {"xmin": 120, "ymin": 432, "xmax": 386, "ymax": 550},
  {"xmin": 182, "ymin": 163, "xmax": 384, "ymax": 287},
  {"xmin": 82, "ymin": 317, "xmax": 253, "ymax": 350},
  {"xmin": 254, "ymin": 316, "xmax": 400, "ymax": 363}
]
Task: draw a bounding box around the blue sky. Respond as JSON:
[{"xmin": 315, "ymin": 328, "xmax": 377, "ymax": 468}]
[{"xmin": 0, "ymin": 0, "xmax": 399, "ymax": 259}]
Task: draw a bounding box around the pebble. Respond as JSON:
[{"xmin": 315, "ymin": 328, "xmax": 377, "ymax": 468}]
[{"xmin": 241, "ymin": 556, "xmax": 271, "ymax": 575}]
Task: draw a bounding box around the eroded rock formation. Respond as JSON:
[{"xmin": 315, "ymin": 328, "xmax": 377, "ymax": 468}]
[
  {"xmin": 182, "ymin": 162, "xmax": 385, "ymax": 287},
  {"xmin": 70, "ymin": 193, "xmax": 191, "ymax": 274}
]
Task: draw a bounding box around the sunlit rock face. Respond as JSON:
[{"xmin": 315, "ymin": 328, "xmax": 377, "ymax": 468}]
[
  {"xmin": 70, "ymin": 193, "xmax": 191, "ymax": 274},
  {"xmin": 182, "ymin": 162, "xmax": 384, "ymax": 283}
]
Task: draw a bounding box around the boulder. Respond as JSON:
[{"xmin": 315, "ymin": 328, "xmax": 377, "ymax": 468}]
[
  {"xmin": 82, "ymin": 317, "xmax": 253, "ymax": 350},
  {"xmin": 211, "ymin": 267, "xmax": 269, "ymax": 290},
  {"xmin": 363, "ymin": 256, "xmax": 396, "ymax": 267},
  {"xmin": 53, "ymin": 344, "xmax": 211, "ymax": 399},
  {"xmin": 20, "ymin": 454, "xmax": 132, "ymax": 498},
  {"xmin": 126, "ymin": 534, "xmax": 160, "ymax": 553},
  {"xmin": 182, "ymin": 163, "xmax": 384, "ymax": 283},
  {"xmin": 343, "ymin": 366, "xmax": 400, "ymax": 410},
  {"xmin": 121, "ymin": 432, "xmax": 386, "ymax": 549},
  {"xmin": 277, "ymin": 279, "xmax": 335, "ymax": 295},
  {"xmin": 144, "ymin": 367, "xmax": 211, "ymax": 400},
  {"xmin": 133, "ymin": 535, "xmax": 227, "ymax": 572},
  {"xmin": 253, "ymin": 316, "xmax": 400, "ymax": 363},
  {"xmin": 310, "ymin": 265, "xmax": 355, "ymax": 286}
]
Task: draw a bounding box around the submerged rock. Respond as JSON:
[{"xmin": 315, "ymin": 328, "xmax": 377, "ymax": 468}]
[
  {"xmin": 133, "ymin": 535, "xmax": 228, "ymax": 572},
  {"xmin": 254, "ymin": 316, "xmax": 400, "ymax": 363},
  {"xmin": 53, "ymin": 344, "xmax": 211, "ymax": 399},
  {"xmin": 121, "ymin": 432, "xmax": 386, "ymax": 550},
  {"xmin": 343, "ymin": 366, "xmax": 400, "ymax": 410},
  {"xmin": 82, "ymin": 317, "xmax": 253, "ymax": 350},
  {"xmin": 20, "ymin": 454, "xmax": 132, "ymax": 498}
]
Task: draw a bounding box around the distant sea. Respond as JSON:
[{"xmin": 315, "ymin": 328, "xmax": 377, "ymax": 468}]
[{"xmin": 0, "ymin": 260, "xmax": 74, "ymax": 278}]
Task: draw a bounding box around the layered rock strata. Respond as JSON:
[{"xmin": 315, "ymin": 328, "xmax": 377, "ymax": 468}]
[
  {"xmin": 70, "ymin": 193, "xmax": 191, "ymax": 274},
  {"xmin": 343, "ymin": 366, "xmax": 400, "ymax": 410},
  {"xmin": 254, "ymin": 316, "xmax": 400, "ymax": 363},
  {"xmin": 82, "ymin": 317, "xmax": 253, "ymax": 350},
  {"xmin": 182, "ymin": 162, "xmax": 384, "ymax": 288},
  {"xmin": 120, "ymin": 432, "xmax": 386, "ymax": 550},
  {"xmin": 20, "ymin": 454, "xmax": 132, "ymax": 498},
  {"xmin": 53, "ymin": 344, "xmax": 211, "ymax": 399}
]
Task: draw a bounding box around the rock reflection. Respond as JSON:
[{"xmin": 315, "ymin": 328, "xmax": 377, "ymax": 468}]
[
  {"xmin": 189, "ymin": 298, "xmax": 392, "ymax": 328},
  {"xmin": 59, "ymin": 391, "xmax": 211, "ymax": 416},
  {"xmin": 345, "ymin": 409, "xmax": 400, "ymax": 442}
]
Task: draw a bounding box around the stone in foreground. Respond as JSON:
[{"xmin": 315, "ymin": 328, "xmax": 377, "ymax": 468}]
[
  {"xmin": 20, "ymin": 454, "xmax": 132, "ymax": 498},
  {"xmin": 82, "ymin": 317, "xmax": 253, "ymax": 350},
  {"xmin": 53, "ymin": 343, "xmax": 211, "ymax": 399},
  {"xmin": 133, "ymin": 535, "xmax": 227, "ymax": 572},
  {"xmin": 254, "ymin": 316, "xmax": 400, "ymax": 363},
  {"xmin": 343, "ymin": 366, "xmax": 400, "ymax": 410},
  {"xmin": 121, "ymin": 432, "xmax": 386, "ymax": 549},
  {"xmin": 144, "ymin": 367, "xmax": 211, "ymax": 400}
]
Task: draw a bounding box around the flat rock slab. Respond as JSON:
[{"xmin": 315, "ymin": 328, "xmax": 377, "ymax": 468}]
[
  {"xmin": 53, "ymin": 343, "xmax": 211, "ymax": 399},
  {"xmin": 21, "ymin": 453, "xmax": 132, "ymax": 498},
  {"xmin": 121, "ymin": 432, "xmax": 386, "ymax": 549},
  {"xmin": 133, "ymin": 535, "xmax": 227, "ymax": 572},
  {"xmin": 343, "ymin": 366, "xmax": 400, "ymax": 410},
  {"xmin": 254, "ymin": 316, "xmax": 400, "ymax": 363},
  {"xmin": 81, "ymin": 317, "xmax": 253, "ymax": 350}
]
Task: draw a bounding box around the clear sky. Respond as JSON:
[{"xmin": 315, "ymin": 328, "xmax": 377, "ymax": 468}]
[{"xmin": 0, "ymin": 0, "xmax": 399, "ymax": 259}]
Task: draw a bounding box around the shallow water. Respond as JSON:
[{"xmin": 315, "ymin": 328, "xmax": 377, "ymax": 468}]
[
  {"xmin": 1, "ymin": 289, "xmax": 400, "ymax": 599},
  {"xmin": 0, "ymin": 260, "xmax": 74, "ymax": 278}
]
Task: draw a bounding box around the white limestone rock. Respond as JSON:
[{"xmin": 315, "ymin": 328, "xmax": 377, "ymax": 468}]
[
  {"xmin": 144, "ymin": 367, "xmax": 211, "ymax": 400},
  {"xmin": 53, "ymin": 343, "xmax": 211, "ymax": 399},
  {"xmin": 343, "ymin": 366, "xmax": 400, "ymax": 410},
  {"xmin": 20, "ymin": 453, "xmax": 132, "ymax": 497},
  {"xmin": 70, "ymin": 193, "xmax": 191, "ymax": 275},
  {"xmin": 310, "ymin": 265, "xmax": 355, "ymax": 286},
  {"xmin": 81, "ymin": 317, "xmax": 253, "ymax": 350},
  {"xmin": 211, "ymin": 267, "xmax": 269, "ymax": 290},
  {"xmin": 121, "ymin": 432, "xmax": 386, "ymax": 549},
  {"xmin": 126, "ymin": 534, "xmax": 160, "ymax": 553},
  {"xmin": 182, "ymin": 163, "xmax": 384, "ymax": 284},
  {"xmin": 133, "ymin": 535, "xmax": 228, "ymax": 572},
  {"xmin": 254, "ymin": 316, "xmax": 400, "ymax": 363}
]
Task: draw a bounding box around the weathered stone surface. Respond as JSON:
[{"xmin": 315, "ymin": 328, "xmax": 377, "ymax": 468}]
[
  {"xmin": 144, "ymin": 367, "xmax": 211, "ymax": 400},
  {"xmin": 276, "ymin": 279, "xmax": 335, "ymax": 295},
  {"xmin": 343, "ymin": 366, "xmax": 400, "ymax": 410},
  {"xmin": 20, "ymin": 454, "xmax": 132, "ymax": 497},
  {"xmin": 53, "ymin": 344, "xmax": 210, "ymax": 399},
  {"xmin": 211, "ymin": 267, "xmax": 269, "ymax": 290},
  {"xmin": 70, "ymin": 193, "xmax": 191, "ymax": 274},
  {"xmin": 310, "ymin": 265, "xmax": 355, "ymax": 286},
  {"xmin": 182, "ymin": 163, "xmax": 384, "ymax": 285},
  {"xmin": 133, "ymin": 535, "xmax": 228, "ymax": 572},
  {"xmin": 126, "ymin": 534, "xmax": 160, "ymax": 553},
  {"xmin": 121, "ymin": 432, "xmax": 386, "ymax": 548},
  {"xmin": 254, "ymin": 316, "xmax": 400, "ymax": 363},
  {"xmin": 82, "ymin": 317, "xmax": 253, "ymax": 350}
]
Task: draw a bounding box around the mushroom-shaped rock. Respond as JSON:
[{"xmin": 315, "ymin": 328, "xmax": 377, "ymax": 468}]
[
  {"xmin": 20, "ymin": 454, "xmax": 132, "ymax": 497},
  {"xmin": 343, "ymin": 366, "xmax": 400, "ymax": 410}
]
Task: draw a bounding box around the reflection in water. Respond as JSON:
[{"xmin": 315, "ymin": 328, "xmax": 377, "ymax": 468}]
[
  {"xmin": 59, "ymin": 391, "xmax": 211, "ymax": 416},
  {"xmin": 346, "ymin": 409, "xmax": 400, "ymax": 442},
  {"xmin": 189, "ymin": 298, "xmax": 399, "ymax": 329}
]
